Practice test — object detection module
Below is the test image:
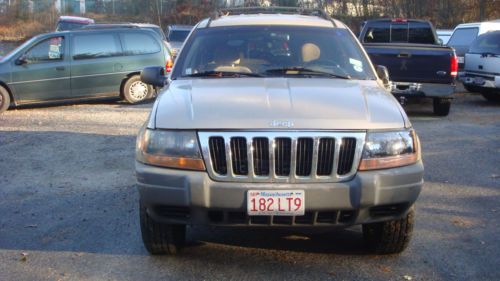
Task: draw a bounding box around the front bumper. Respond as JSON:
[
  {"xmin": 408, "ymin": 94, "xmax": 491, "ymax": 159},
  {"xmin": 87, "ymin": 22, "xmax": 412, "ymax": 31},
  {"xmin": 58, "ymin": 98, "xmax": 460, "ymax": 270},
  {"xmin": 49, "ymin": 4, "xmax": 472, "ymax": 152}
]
[
  {"xmin": 136, "ymin": 160, "xmax": 424, "ymax": 227},
  {"xmin": 391, "ymin": 82, "xmax": 455, "ymax": 98}
]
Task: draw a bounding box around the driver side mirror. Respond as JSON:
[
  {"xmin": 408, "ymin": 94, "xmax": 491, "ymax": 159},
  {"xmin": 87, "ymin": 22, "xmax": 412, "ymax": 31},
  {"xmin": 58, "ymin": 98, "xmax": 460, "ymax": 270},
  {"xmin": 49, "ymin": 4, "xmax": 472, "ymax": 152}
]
[
  {"xmin": 15, "ymin": 54, "xmax": 28, "ymax": 66},
  {"xmin": 141, "ymin": 66, "xmax": 167, "ymax": 88},
  {"xmin": 376, "ymin": 65, "xmax": 391, "ymax": 89}
]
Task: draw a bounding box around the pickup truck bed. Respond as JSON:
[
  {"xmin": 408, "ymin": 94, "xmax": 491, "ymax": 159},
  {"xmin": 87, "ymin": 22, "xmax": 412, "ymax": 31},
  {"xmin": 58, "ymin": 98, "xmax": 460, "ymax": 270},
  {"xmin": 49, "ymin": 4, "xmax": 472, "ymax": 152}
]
[{"xmin": 360, "ymin": 19, "xmax": 457, "ymax": 116}]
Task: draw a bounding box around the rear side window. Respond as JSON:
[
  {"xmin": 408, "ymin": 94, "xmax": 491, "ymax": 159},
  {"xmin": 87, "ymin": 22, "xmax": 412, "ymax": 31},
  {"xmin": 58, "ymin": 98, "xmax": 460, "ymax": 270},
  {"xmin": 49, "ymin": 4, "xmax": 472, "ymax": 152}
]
[
  {"xmin": 448, "ymin": 28, "xmax": 479, "ymax": 47},
  {"xmin": 73, "ymin": 33, "xmax": 121, "ymax": 60},
  {"xmin": 121, "ymin": 32, "xmax": 161, "ymax": 55},
  {"xmin": 469, "ymin": 32, "xmax": 500, "ymax": 54}
]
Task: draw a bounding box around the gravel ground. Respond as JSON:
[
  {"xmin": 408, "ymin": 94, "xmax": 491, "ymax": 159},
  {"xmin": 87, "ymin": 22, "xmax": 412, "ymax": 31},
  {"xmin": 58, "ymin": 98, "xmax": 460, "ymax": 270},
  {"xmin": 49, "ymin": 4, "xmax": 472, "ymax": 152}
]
[{"xmin": 0, "ymin": 93, "xmax": 499, "ymax": 281}]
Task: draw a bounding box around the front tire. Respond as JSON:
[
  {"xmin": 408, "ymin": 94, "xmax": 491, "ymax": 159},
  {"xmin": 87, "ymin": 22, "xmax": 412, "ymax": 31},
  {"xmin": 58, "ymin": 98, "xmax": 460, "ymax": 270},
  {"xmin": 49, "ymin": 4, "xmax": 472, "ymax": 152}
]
[
  {"xmin": 433, "ymin": 98, "xmax": 451, "ymax": 116},
  {"xmin": 140, "ymin": 203, "xmax": 186, "ymax": 255},
  {"xmin": 363, "ymin": 207, "xmax": 415, "ymax": 254},
  {"xmin": 122, "ymin": 75, "xmax": 153, "ymax": 104},
  {"xmin": 0, "ymin": 86, "xmax": 10, "ymax": 113}
]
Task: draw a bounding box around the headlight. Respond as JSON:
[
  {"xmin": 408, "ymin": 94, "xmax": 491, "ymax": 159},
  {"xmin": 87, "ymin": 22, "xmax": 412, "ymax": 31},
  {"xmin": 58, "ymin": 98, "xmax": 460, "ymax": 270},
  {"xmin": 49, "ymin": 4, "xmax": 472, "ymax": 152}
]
[
  {"xmin": 358, "ymin": 129, "xmax": 420, "ymax": 171},
  {"xmin": 136, "ymin": 128, "xmax": 205, "ymax": 171}
]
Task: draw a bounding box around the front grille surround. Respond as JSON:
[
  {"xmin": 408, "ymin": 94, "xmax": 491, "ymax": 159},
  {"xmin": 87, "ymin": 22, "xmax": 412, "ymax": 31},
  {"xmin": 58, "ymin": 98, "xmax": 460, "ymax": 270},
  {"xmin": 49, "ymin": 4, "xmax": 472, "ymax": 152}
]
[{"xmin": 199, "ymin": 131, "xmax": 366, "ymax": 183}]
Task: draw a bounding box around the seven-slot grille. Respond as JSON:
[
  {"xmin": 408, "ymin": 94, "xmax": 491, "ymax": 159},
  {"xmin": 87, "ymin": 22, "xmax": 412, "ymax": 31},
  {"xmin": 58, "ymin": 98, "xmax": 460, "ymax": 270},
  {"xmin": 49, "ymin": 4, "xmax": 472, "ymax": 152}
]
[{"xmin": 199, "ymin": 132, "xmax": 365, "ymax": 183}]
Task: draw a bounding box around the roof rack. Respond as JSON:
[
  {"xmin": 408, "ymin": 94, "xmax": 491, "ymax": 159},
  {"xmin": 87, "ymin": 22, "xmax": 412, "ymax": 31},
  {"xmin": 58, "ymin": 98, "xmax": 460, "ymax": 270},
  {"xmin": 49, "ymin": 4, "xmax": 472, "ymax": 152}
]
[
  {"xmin": 208, "ymin": 6, "xmax": 335, "ymax": 28},
  {"xmin": 213, "ymin": 6, "xmax": 331, "ymax": 20}
]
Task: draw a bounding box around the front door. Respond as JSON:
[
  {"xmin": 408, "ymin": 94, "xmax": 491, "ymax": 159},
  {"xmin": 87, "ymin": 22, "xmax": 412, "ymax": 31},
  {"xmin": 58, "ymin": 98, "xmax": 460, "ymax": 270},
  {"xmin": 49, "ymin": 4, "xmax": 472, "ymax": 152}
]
[{"xmin": 10, "ymin": 35, "xmax": 71, "ymax": 103}]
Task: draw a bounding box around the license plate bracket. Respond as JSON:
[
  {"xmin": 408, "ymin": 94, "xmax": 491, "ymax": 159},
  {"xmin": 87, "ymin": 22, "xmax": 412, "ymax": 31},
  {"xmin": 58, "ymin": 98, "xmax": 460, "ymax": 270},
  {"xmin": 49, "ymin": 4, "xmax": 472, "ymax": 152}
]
[{"xmin": 247, "ymin": 190, "xmax": 305, "ymax": 216}]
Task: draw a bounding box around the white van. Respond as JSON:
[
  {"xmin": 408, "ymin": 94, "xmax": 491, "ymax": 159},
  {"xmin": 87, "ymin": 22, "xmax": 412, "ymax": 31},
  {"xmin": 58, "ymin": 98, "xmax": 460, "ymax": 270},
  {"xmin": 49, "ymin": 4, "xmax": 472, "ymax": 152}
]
[{"xmin": 447, "ymin": 21, "xmax": 500, "ymax": 69}]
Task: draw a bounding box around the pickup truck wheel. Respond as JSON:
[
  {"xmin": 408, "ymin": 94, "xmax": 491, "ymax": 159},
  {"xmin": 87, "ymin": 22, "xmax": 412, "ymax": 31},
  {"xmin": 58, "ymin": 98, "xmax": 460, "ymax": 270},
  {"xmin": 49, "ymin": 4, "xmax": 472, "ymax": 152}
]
[
  {"xmin": 140, "ymin": 203, "xmax": 186, "ymax": 255},
  {"xmin": 363, "ymin": 207, "xmax": 414, "ymax": 254},
  {"xmin": 481, "ymin": 92, "xmax": 500, "ymax": 103},
  {"xmin": 433, "ymin": 98, "xmax": 451, "ymax": 116},
  {"xmin": 0, "ymin": 86, "xmax": 10, "ymax": 113},
  {"xmin": 463, "ymin": 84, "xmax": 480, "ymax": 93},
  {"xmin": 123, "ymin": 75, "xmax": 153, "ymax": 104}
]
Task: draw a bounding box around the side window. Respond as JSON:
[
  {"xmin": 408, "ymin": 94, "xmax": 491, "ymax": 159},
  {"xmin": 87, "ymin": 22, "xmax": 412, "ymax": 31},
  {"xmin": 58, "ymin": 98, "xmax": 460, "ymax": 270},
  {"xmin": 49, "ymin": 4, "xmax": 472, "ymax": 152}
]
[
  {"xmin": 25, "ymin": 36, "xmax": 64, "ymax": 63},
  {"xmin": 120, "ymin": 32, "xmax": 161, "ymax": 56},
  {"xmin": 448, "ymin": 28, "xmax": 479, "ymax": 47},
  {"xmin": 73, "ymin": 33, "xmax": 121, "ymax": 60}
]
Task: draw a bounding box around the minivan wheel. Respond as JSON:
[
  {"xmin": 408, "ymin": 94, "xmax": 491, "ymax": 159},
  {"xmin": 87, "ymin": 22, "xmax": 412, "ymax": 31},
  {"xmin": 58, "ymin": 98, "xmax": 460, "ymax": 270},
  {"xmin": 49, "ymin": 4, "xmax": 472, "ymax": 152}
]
[
  {"xmin": 123, "ymin": 75, "xmax": 153, "ymax": 104},
  {"xmin": 0, "ymin": 86, "xmax": 10, "ymax": 113},
  {"xmin": 363, "ymin": 206, "xmax": 414, "ymax": 254},
  {"xmin": 433, "ymin": 98, "xmax": 451, "ymax": 116},
  {"xmin": 140, "ymin": 203, "xmax": 186, "ymax": 255}
]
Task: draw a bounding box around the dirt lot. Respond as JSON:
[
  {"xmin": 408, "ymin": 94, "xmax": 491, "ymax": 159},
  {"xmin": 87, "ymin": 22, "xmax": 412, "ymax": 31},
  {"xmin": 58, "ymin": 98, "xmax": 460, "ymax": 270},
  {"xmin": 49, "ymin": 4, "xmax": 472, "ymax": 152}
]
[{"xmin": 0, "ymin": 92, "xmax": 499, "ymax": 281}]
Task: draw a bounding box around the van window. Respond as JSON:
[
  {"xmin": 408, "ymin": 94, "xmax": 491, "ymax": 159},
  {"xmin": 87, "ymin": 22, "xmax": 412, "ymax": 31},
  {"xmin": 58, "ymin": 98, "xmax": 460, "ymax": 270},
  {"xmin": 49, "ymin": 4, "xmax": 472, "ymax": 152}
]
[
  {"xmin": 25, "ymin": 36, "xmax": 65, "ymax": 63},
  {"xmin": 73, "ymin": 34, "xmax": 121, "ymax": 60},
  {"xmin": 448, "ymin": 28, "xmax": 479, "ymax": 47},
  {"xmin": 469, "ymin": 32, "xmax": 500, "ymax": 55},
  {"xmin": 121, "ymin": 32, "xmax": 161, "ymax": 55},
  {"xmin": 25, "ymin": 36, "xmax": 64, "ymax": 63}
]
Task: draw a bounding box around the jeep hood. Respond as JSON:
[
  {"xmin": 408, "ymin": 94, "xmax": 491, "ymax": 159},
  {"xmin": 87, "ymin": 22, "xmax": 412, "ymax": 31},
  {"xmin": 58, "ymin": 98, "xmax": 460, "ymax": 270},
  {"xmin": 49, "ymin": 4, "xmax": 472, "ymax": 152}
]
[{"xmin": 153, "ymin": 78, "xmax": 408, "ymax": 130}]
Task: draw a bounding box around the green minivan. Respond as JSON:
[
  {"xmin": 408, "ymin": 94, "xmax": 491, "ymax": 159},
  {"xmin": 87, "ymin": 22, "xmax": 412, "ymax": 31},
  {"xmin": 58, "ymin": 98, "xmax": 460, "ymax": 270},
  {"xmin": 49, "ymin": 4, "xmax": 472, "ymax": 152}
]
[{"xmin": 0, "ymin": 28, "xmax": 167, "ymax": 113}]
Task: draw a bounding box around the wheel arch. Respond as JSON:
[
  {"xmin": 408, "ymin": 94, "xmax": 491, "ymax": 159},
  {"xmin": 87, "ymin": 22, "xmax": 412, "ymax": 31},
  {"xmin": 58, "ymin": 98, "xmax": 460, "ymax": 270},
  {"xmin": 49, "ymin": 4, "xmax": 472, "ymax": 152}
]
[
  {"xmin": 119, "ymin": 72, "xmax": 141, "ymax": 98},
  {"xmin": 0, "ymin": 81, "xmax": 15, "ymax": 105}
]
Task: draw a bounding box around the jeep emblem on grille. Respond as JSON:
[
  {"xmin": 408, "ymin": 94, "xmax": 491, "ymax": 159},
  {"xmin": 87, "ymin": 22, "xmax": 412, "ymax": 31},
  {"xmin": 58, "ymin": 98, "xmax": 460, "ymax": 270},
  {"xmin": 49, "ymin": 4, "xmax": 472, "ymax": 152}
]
[{"xmin": 269, "ymin": 120, "xmax": 294, "ymax": 128}]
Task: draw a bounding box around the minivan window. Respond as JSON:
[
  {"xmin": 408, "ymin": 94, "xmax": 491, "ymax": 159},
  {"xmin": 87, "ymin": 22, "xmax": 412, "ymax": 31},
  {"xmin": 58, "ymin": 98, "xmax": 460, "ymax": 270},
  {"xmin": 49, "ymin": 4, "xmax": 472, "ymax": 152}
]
[
  {"xmin": 121, "ymin": 32, "xmax": 161, "ymax": 55},
  {"xmin": 73, "ymin": 34, "xmax": 121, "ymax": 60},
  {"xmin": 174, "ymin": 26, "xmax": 376, "ymax": 80},
  {"xmin": 448, "ymin": 28, "xmax": 479, "ymax": 46},
  {"xmin": 25, "ymin": 36, "xmax": 64, "ymax": 63},
  {"xmin": 469, "ymin": 32, "xmax": 500, "ymax": 55}
]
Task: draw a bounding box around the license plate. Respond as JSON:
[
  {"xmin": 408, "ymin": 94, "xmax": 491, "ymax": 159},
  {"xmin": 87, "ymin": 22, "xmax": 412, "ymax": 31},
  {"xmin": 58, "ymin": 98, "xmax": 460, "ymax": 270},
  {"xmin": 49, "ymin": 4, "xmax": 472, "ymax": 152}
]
[
  {"xmin": 458, "ymin": 56, "xmax": 464, "ymax": 63},
  {"xmin": 247, "ymin": 190, "xmax": 305, "ymax": 216}
]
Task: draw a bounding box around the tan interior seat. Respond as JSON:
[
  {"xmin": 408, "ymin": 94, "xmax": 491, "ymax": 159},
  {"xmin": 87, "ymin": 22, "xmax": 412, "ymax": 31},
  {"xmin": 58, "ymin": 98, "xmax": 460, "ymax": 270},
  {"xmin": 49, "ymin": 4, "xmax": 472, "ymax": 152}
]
[{"xmin": 302, "ymin": 43, "xmax": 321, "ymax": 63}]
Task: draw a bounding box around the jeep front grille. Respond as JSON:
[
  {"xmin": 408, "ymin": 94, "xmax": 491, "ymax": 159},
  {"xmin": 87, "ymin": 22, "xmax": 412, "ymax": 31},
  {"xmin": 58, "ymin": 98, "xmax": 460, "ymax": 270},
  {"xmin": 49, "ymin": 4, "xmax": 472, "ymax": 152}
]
[{"xmin": 199, "ymin": 132, "xmax": 365, "ymax": 183}]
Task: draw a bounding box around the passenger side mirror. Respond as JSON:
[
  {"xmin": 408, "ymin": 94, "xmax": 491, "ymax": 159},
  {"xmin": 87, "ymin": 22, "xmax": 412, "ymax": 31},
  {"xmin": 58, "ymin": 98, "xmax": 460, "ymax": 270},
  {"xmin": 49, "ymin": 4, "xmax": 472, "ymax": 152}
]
[
  {"xmin": 15, "ymin": 55, "xmax": 28, "ymax": 65},
  {"xmin": 141, "ymin": 66, "xmax": 167, "ymax": 88},
  {"xmin": 376, "ymin": 65, "xmax": 391, "ymax": 89}
]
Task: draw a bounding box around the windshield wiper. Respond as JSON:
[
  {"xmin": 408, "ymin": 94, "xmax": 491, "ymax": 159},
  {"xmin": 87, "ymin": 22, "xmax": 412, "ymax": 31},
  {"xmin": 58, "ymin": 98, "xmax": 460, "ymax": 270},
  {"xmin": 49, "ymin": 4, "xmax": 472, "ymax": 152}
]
[
  {"xmin": 264, "ymin": 67, "xmax": 351, "ymax": 79},
  {"xmin": 181, "ymin": 71, "xmax": 263, "ymax": 78}
]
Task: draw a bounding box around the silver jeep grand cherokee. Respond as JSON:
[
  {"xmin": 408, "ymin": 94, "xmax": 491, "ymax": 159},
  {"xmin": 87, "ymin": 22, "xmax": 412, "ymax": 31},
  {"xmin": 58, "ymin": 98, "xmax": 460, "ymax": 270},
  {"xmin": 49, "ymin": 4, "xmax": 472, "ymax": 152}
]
[{"xmin": 136, "ymin": 8, "xmax": 424, "ymax": 255}]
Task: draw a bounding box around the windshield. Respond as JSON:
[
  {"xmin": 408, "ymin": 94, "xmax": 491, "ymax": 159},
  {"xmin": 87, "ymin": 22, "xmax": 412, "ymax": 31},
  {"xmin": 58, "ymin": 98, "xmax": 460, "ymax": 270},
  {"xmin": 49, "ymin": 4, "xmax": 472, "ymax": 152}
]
[
  {"xmin": 0, "ymin": 37, "xmax": 38, "ymax": 62},
  {"xmin": 173, "ymin": 26, "xmax": 376, "ymax": 80},
  {"xmin": 169, "ymin": 30, "xmax": 191, "ymax": 42}
]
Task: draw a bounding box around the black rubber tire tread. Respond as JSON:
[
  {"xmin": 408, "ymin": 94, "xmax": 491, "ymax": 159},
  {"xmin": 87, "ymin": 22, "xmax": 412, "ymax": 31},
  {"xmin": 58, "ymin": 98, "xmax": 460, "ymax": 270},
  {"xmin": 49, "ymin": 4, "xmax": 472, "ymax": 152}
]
[
  {"xmin": 433, "ymin": 98, "xmax": 451, "ymax": 116},
  {"xmin": 0, "ymin": 85, "xmax": 10, "ymax": 113},
  {"xmin": 463, "ymin": 84, "xmax": 480, "ymax": 93},
  {"xmin": 122, "ymin": 75, "xmax": 153, "ymax": 104},
  {"xmin": 481, "ymin": 92, "xmax": 500, "ymax": 103},
  {"xmin": 363, "ymin": 207, "xmax": 414, "ymax": 254},
  {"xmin": 140, "ymin": 203, "xmax": 186, "ymax": 255}
]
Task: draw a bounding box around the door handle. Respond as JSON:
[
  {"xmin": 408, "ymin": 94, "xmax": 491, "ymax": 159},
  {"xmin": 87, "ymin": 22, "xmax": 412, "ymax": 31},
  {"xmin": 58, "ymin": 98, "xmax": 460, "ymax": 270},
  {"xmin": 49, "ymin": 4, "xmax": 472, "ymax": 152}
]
[{"xmin": 55, "ymin": 66, "xmax": 65, "ymax": 71}]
